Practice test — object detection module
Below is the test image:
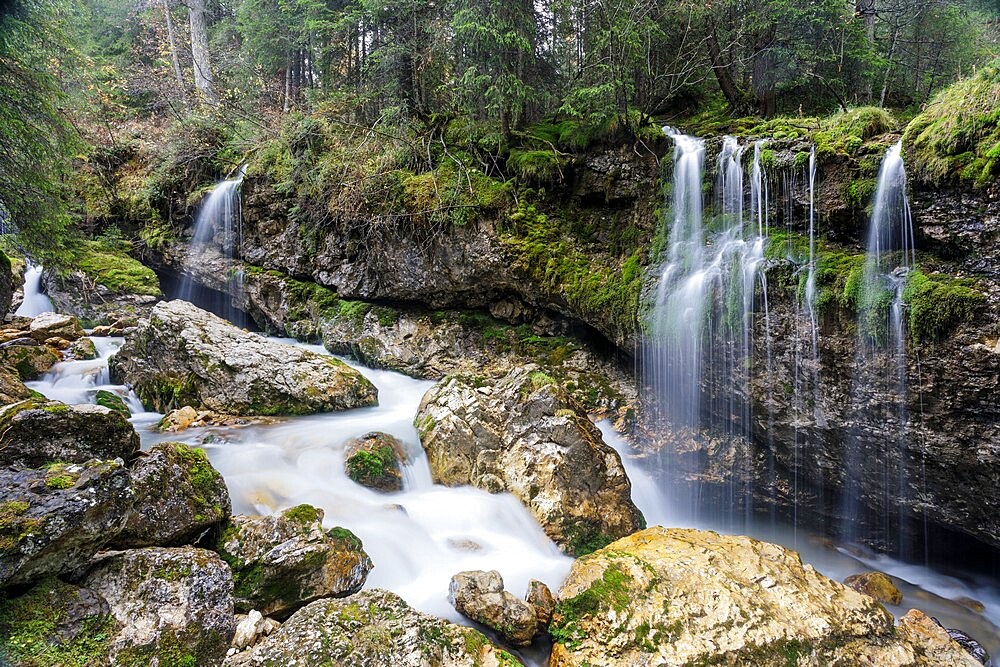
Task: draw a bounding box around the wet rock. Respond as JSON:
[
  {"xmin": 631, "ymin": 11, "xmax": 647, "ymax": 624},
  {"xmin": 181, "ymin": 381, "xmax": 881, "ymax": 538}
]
[
  {"xmin": 955, "ymin": 596, "xmax": 987, "ymax": 613},
  {"xmin": 448, "ymin": 570, "xmax": 537, "ymax": 647},
  {"xmin": 935, "ymin": 620, "xmax": 992, "ymax": 665},
  {"xmin": 44, "ymin": 336, "xmax": 70, "ymax": 350},
  {"xmin": 0, "ymin": 578, "xmax": 119, "ymax": 665},
  {"xmin": 223, "ymin": 589, "xmax": 523, "ymax": 667},
  {"xmin": 28, "ymin": 312, "xmax": 84, "ymax": 342},
  {"xmin": 0, "ymin": 459, "xmax": 134, "ymax": 588},
  {"xmin": 0, "ymin": 342, "xmax": 60, "ymax": 379},
  {"xmin": 82, "ymin": 547, "xmax": 235, "ymax": 666},
  {"xmin": 214, "ymin": 504, "xmax": 372, "ymax": 618},
  {"xmin": 0, "ymin": 399, "xmax": 139, "ymax": 468},
  {"xmin": 0, "ymin": 253, "xmax": 12, "ymax": 317},
  {"xmin": 525, "ymin": 579, "xmax": 555, "ymax": 631},
  {"xmin": 0, "ymin": 366, "xmax": 32, "ymax": 405},
  {"xmin": 110, "ymin": 300, "xmax": 377, "ymax": 416},
  {"xmin": 232, "ymin": 610, "xmax": 280, "ymax": 651},
  {"xmin": 344, "ymin": 431, "xmax": 406, "ymax": 492},
  {"xmin": 416, "ymin": 366, "xmax": 643, "ymax": 556},
  {"xmin": 95, "ymin": 388, "xmax": 130, "ymax": 416},
  {"xmin": 897, "ymin": 610, "xmax": 985, "ymax": 666},
  {"xmin": 159, "ymin": 405, "xmax": 200, "ymax": 430},
  {"xmin": 115, "ymin": 442, "xmax": 231, "ymax": 548},
  {"xmin": 548, "ymin": 527, "xmax": 979, "ymax": 667},
  {"xmin": 156, "ymin": 407, "xmax": 281, "ymax": 431},
  {"xmin": 844, "ymin": 570, "xmax": 903, "ymax": 606},
  {"xmin": 67, "ymin": 335, "xmax": 97, "ymax": 360}
]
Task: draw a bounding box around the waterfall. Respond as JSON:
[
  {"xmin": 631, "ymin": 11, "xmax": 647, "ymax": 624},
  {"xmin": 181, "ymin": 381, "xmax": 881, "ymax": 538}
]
[
  {"xmin": 646, "ymin": 130, "xmax": 769, "ymax": 529},
  {"xmin": 178, "ymin": 166, "xmax": 247, "ymax": 317},
  {"xmin": 15, "ymin": 262, "xmax": 54, "ymax": 316},
  {"xmin": 842, "ymin": 140, "xmax": 915, "ymax": 553}
]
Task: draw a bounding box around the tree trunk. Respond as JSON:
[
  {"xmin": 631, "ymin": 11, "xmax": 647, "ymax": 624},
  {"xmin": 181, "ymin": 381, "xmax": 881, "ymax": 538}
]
[
  {"xmin": 186, "ymin": 0, "xmax": 215, "ymax": 101},
  {"xmin": 855, "ymin": 0, "xmax": 876, "ymax": 102},
  {"xmin": 162, "ymin": 0, "xmax": 189, "ymax": 109},
  {"xmin": 706, "ymin": 23, "xmax": 743, "ymax": 112}
]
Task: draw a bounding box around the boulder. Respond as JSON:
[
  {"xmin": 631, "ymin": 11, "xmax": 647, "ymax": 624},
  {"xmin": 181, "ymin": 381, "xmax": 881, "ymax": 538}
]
[
  {"xmin": 448, "ymin": 570, "xmax": 537, "ymax": 647},
  {"xmin": 223, "ymin": 589, "xmax": 523, "ymax": 667},
  {"xmin": 115, "ymin": 442, "xmax": 231, "ymax": 548},
  {"xmin": 232, "ymin": 610, "xmax": 280, "ymax": 651},
  {"xmin": 934, "ymin": 620, "xmax": 992, "ymax": 665},
  {"xmin": 82, "ymin": 547, "xmax": 235, "ymax": 666},
  {"xmin": 110, "ymin": 300, "xmax": 377, "ymax": 416},
  {"xmin": 344, "ymin": 431, "xmax": 407, "ymax": 492},
  {"xmin": 28, "ymin": 312, "xmax": 85, "ymax": 342},
  {"xmin": 548, "ymin": 527, "xmax": 981, "ymax": 667},
  {"xmin": 844, "ymin": 570, "xmax": 903, "ymax": 606},
  {"xmin": 156, "ymin": 406, "xmax": 280, "ymax": 432},
  {"xmin": 0, "ymin": 342, "xmax": 60, "ymax": 379},
  {"xmin": 95, "ymin": 388, "xmax": 131, "ymax": 416},
  {"xmin": 67, "ymin": 335, "xmax": 97, "ymax": 360},
  {"xmin": 415, "ymin": 366, "xmax": 643, "ymax": 555},
  {"xmin": 0, "ymin": 398, "xmax": 139, "ymax": 468},
  {"xmin": 525, "ymin": 579, "xmax": 555, "ymax": 631},
  {"xmin": 0, "ymin": 578, "xmax": 119, "ymax": 665},
  {"xmin": 0, "ymin": 366, "xmax": 32, "ymax": 405},
  {"xmin": 214, "ymin": 504, "xmax": 372, "ymax": 618},
  {"xmin": 897, "ymin": 610, "xmax": 987, "ymax": 666},
  {"xmin": 0, "ymin": 459, "xmax": 134, "ymax": 588}
]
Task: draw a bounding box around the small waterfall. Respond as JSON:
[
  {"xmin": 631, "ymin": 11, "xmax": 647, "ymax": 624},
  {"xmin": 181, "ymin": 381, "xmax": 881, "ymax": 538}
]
[
  {"xmin": 842, "ymin": 140, "xmax": 915, "ymax": 553},
  {"xmin": 179, "ymin": 166, "xmax": 247, "ymax": 317},
  {"xmin": 646, "ymin": 130, "xmax": 769, "ymax": 529},
  {"xmin": 15, "ymin": 262, "xmax": 54, "ymax": 316}
]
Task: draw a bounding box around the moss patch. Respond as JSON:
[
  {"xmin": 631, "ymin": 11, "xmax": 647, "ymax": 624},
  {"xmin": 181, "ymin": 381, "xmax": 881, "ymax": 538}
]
[
  {"xmin": 283, "ymin": 504, "xmax": 321, "ymax": 526},
  {"xmin": 549, "ymin": 561, "xmax": 634, "ymax": 648},
  {"xmin": 903, "ymin": 268, "xmax": 985, "ymax": 342},
  {"xmin": 71, "ymin": 240, "xmax": 161, "ymax": 296},
  {"xmin": 0, "ymin": 499, "xmax": 43, "ymax": 553},
  {"xmin": 95, "ymin": 389, "xmax": 130, "ymax": 417}
]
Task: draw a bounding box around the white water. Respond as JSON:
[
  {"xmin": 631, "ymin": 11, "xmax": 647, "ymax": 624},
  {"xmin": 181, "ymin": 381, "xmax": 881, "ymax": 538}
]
[{"xmin": 15, "ymin": 262, "xmax": 54, "ymax": 316}]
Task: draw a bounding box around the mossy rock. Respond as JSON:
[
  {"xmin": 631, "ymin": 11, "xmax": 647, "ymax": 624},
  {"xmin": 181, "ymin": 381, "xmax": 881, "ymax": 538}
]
[
  {"xmin": 344, "ymin": 432, "xmax": 406, "ymax": 493},
  {"xmin": 95, "ymin": 389, "xmax": 130, "ymax": 417},
  {"xmin": 843, "ymin": 571, "xmax": 903, "ymax": 606}
]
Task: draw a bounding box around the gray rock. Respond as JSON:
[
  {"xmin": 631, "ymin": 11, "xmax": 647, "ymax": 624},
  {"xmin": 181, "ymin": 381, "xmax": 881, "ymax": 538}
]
[
  {"xmin": 110, "ymin": 300, "xmax": 378, "ymax": 416},
  {"xmin": 344, "ymin": 431, "xmax": 407, "ymax": 492},
  {"xmin": 0, "ymin": 398, "xmax": 140, "ymax": 468},
  {"xmin": 416, "ymin": 366, "xmax": 644, "ymax": 556},
  {"xmin": 525, "ymin": 579, "xmax": 555, "ymax": 631},
  {"xmin": 116, "ymin": 442, "xmax": 231, "ymax": 548},
  {"xmin": 0, "ymin": 459, "xmax": 134, "ymax": 587},
  {"xmin": 215, "ymin": 504, "xmax": 372, "ymax": 618},
  {"xmin": 82, "ymin": 547, "xmax": 235, "ymax": 666},
  {"xmin": 223, "ymin": 589, "xmax": 523, "ymax": 667},
  {"xmin": 448, "ymin": 570, "xmax": 537, "ymax": 648},
  {"xmin": 28, "ymin": 312, "xmax": 85, "ymax": 342}
]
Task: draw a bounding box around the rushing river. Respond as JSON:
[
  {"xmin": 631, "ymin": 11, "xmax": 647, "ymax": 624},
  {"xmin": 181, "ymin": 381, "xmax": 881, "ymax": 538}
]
[{"xmin": 26, "ymin": 331, "xmax": 1000, "ymax": 657}]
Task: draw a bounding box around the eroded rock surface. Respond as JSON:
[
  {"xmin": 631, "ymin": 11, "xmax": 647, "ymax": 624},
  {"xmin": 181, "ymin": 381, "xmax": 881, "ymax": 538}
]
[
  {"xmin": 110, "ymin": 300, "xmax": 377, "ymax": 415},
  {"xmin": 448, "ymin": 570, "xmax": 537, "ymax": 647},
  {"xmin": 416, "ymin": 366, "xmax": 643, "ymax": 555}
]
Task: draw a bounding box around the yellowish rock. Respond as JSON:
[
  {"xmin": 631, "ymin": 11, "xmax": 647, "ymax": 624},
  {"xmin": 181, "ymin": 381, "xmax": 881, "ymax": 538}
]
[{"xmin": 844, "ymin": 570, "xmax": 904, "ymax": 606}]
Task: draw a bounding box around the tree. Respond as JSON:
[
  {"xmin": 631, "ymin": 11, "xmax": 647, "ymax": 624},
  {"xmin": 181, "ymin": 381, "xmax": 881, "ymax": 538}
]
[{"xmin": 186, "ymin": 0, "xmax": 216, "ymax": 101}]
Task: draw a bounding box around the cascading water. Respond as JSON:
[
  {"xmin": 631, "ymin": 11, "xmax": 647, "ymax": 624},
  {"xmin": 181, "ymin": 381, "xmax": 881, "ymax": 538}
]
[
  {"xmin": 179, "ymin": 165, "xmax": 247, "ymax": 319},
  {"xmin": 15, "ymin": 262, "xmax": 54, "ymax": 316},
  {"xmin": 842, "ymin": 140, "xmax": 916, "ymax": 553},
  {"xmin": 646, "ymin": 130, "xmax": 769, "ymax": 529}
]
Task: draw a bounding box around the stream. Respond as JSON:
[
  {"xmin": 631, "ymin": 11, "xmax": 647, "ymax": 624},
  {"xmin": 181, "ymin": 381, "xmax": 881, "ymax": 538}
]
[{"xmin": 26, "ymin": 330, "xmax": 1000, "ymax": 657}]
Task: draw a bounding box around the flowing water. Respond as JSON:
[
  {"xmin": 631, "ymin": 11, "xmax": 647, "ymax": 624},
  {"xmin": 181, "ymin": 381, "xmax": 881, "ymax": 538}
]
[{"xmin": 15, "ymin": 262, "xmax": 54, "ymax": 316}]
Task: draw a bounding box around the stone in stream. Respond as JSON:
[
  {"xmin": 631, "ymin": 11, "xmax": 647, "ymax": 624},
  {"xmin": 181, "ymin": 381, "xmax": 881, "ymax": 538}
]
[
  {"xmin": 448, "ymin": 570, "xmax": 538, "ymax": 648},
  {"xmin": 0, "ymin": 341, "xmax": 60, "ymax": 379},
  {"xmin": 0, "ymin": 459, "xmax": 134, "ymax": 588},
  {"xmin": 115, "ymin": 442, "xmax": 231, "ymax": 548},
  {"xmin": 525, "ymin": 579, "xmax": 555, "ymax": 631},
  {"xmin": 81, "ymin": 546, "xmax": 235, "ymax": 666},
  {"xmin": 223, "ymin": 589, "xmax": 524, "ymax": 667},
  {"xmin": 214, "ymin": 504, "xmax": 372, "ymax": 618},
  {"xmin": 95, "ymin": 388, "xmax": 131, "ymax": 416},
  {"xmin": 843, "ymin": 570, "xmax": 903, "ymax": 606},
  {"xmin": 0, "ymin": 398, "xmax": 140, "ymax": 468},
  {"xmin": 28, "ymin": 312, "xmax": 85, "ymax": 342},
  {"xmin": 548, "ymin": 526, "xmax": 982, "ymax": 667},
  {"xmin": 344, "ymin": 431, "xmax": 407, "ymax": 492},
  {"xmin": 415, "ymin": 365, "xmax": 643, "ymax": 556},
  {"xmin": 110, "ymin": 299, "xmax": 378, "ymax": 416}
]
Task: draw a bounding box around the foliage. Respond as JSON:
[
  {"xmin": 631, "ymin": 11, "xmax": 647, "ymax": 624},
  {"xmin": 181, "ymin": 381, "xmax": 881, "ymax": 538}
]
[
  {"xmin": 902, "ymin": 268, "xmax": 985, "ymax": 342},
  {"xmin": 71, "ymin": 240, "xmax": 162, "ymax": 296}
]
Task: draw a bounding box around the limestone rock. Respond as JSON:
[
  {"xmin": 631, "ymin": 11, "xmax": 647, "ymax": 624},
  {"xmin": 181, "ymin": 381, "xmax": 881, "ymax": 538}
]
[
  {"xmin": 0, "ymin": 399, "xmax": 139, "ymax": 468},
  {"xmin": 0, "ymin": 366, "xmax": 32, "ymax": 405},
  {"xmin": 223, "ymin": 589, "xmax": 523, "ymax": 667},
  {"xmin": 0, "ymin": 342, "xmax": 60, "ymax": 380},
  {"xmin": 844, "ymin": 570, "xmax": 903, "ymax": 606},
  {"xmin": 448, "ymin": 570, "xmax": 537, "ymax": 647},
  {"xmin": 215, "ymin": 504, "xmax": 372, "ymax": 618},
  {"xmin": 416, "ymin": 366, "xmax": 643, "ymax": 555},
  {"xmin": 896, "ymin": 610, "xmax": 984, "ymax": 666},
  {"xmin": 67, "ymin": 335, "xmax": 97, "ymax": 360},
  {"xmin": 0, "ymin": 459, "xmax": 134, "ymax": 587},
  {"xmin": 156, "ymin": 406, "xmax": 280, "ymax": 431},
  {"xmin": 344, "ymin": 431, "xmax": 406, "ymax": 492},
  {"xmin": 548, "ymin": 527, "xmax": 979, "ymax": 666},
  {"xmin": 110, "ymin": 300, "xmax": 377, "ymax": 415},
  {"xmin": 232, "ymin": 610, "xmax": 280, "ymax": 651},
  {"xmin": 94, "ymin": 388, "xmax": 130, "ymax": 416},
  {"xmin": 116, "ymin": 442, "xmax": 231, "ymax": 548},
  {"xmin": 525, "ymin": 579, "xmax": 555, "ymax": 631},
  {"xmin": 28, "ymin": 312, "xmax": 84, "ymax": 342},
  {"xmin": 82, "ymin": 547, "xmax": 235, "ymax": 666}
]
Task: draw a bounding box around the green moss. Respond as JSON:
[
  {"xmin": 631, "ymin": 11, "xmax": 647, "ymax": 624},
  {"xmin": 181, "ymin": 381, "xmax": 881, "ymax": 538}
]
[
  {"xmin": 170, "ymin": 443, "xmax": 224, "ymax": 522},
  {"xmin": 152, "ymin": 561, "xmax": 193, "ymax": 582},
  {"xmin": 549, "ymin": 561, "xmax": 634, "ymax": 648},
  {"xmin": 70, "ymin": 240, "xmax": 161, "ymax": 296},
  {"xmin": 507, "ymin": 148, "xmax": 567, "ymax": 183},
  {"xmin": 346, "ymin": 446, "xmax": 396, "ymax": 485},
  {"xmin": 44, "ymin": 472, "xmax": 78, "ymax": 490},
  {"xmin": 94, "ymin": 389, "xmax": 130, "ymax": 417},
  {"xmin": 903, "ymin": 268, "xmax": 984, "ymax": 343},
  {"xmin": 0, "ymin": 578, "xmax": 119, "ymax": 667},
  {"xmin": 283, "ymin": 504, "xmax": 322, "ymax": 526},
  {"xmin": 0, "ymin": 499, "xmax": 43, "ymax": 552},
  {"xmin": 327, "ymin": 526, "xmax": 363, "ymax": 551},
  {"xmin": 904, "ymin": 60, "xmax": 1000, "ymax": 188},
  {"xmin": 844, "ymin": 178, "xmax": 877, "ymax": 209}
]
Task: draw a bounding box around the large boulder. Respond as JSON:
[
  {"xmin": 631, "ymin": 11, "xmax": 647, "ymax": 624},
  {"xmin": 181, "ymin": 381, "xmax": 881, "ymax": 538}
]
[
  {"xmin": 28, "ymin": 312, "xmax": 85, "ymax": 342},
  {"xmin": 110, "ymin": 300, "xmax": 377, "ymax": 415},
  {"xmin": 0, "ymin": 398, "xmax": 140, "ymax": 468},
  {"xmin": 0, "ymin": 366, "xmax": 32, "ymax": 405},
  {"xmin": 224, "ymin": 589, "xmax": 523, "ymax": 667},
  {"xmin": 0, "ymin": 459, "xmax": 134, "ymax": 588},
  {"xmin": 344, "ymin": 431, "xmax": 407, "ymax": 492},
  {"xmin": 448, "ymin": 570, "xmax": 537, "ymax": 647},
  {"xmin": 81, "ymin": 547, "xmax": 235, "ymax": 666},
  {"xmin": 548, "ymin": 527, "xmax": 981, "ymax": 667},
  {"xmin": 0, "ymin": 341, "xmax": 60, "ymax": 380},
  {"xmin": 415, "ymin": 366, "xmax": 643, "ymax": 555},
  {"xmin": 214, "ymin": 504, "xmax": 372, "ymax": 618},
  {"xmin": 115, "ymin": 442, "xmax": 231, "ymax": 548}
]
